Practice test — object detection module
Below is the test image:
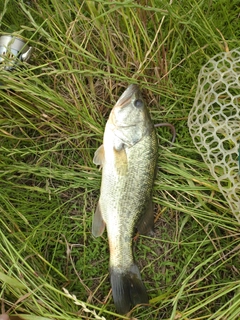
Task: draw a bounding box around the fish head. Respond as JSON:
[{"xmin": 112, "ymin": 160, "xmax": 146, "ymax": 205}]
[{"xmin": 108, "ymin": 84, "xmax": 153, "ymax": 147}]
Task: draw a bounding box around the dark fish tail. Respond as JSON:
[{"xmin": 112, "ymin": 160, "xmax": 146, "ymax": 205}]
[{"xmin": 110, "ymin": 264, "xmax": 148, "ymax": 314}]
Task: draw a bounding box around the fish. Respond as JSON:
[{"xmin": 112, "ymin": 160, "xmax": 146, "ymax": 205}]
[{"xmin": 92, "ymin": 84, "xmax": 158, "ymax": 314}]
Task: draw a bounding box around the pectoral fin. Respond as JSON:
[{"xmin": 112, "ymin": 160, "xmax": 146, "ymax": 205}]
[
  {"xmin": 93, "ymin": 144, "xmax": 105, "ymax": 168},
  {"xmin": 114, "ymin": 147, "xmax": 128, "ymax": 176},
  {"xmin": 92, "ymin": 202, "xmax": 105, "ymax": 237},
  {"xmin": 137, "ymin": 198, "xmax": 154, "ymax": 235}
]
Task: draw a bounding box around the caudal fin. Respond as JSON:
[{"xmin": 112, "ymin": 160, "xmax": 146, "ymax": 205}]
[{"xmin": 110, "ymin": 264, "xmax": 148, "ymax": 314}]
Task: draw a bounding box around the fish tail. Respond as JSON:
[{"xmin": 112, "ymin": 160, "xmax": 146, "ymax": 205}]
[{"xmin": 110, "ymin": 264, "xmax": 148, "ymax": 314}]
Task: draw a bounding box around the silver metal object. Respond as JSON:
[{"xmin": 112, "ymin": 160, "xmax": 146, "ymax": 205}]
[{"xmin": 0, "ymin": 34, "xmax": 33, "ymax": 70}]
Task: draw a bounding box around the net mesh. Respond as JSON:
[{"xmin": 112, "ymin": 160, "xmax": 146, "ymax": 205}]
[{"xmin": 188, "ymin": 48, "xmax": 240, "ymax": 222}]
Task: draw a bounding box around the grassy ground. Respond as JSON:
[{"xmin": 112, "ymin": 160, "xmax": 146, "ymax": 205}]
[{"xmin": 0, "ymin": 0, "xmax": 240, "ymax": 319}]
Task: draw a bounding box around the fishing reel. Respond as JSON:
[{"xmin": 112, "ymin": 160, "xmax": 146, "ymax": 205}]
[{"xmin": 0, "ymin": 34, "xmax": 33, "ymax": 71}]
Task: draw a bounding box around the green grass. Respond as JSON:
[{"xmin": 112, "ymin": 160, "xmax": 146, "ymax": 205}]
[{"xmin": 0, "ymin": 0, "xmax": 240, "ymax": 319}]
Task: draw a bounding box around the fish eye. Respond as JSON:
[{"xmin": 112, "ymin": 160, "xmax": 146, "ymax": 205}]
[{"xmin": 134, "ymin": 99, "xmax": 144, "ymax": 108}]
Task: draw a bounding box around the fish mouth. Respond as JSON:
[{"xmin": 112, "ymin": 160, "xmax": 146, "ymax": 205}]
[{"xmin": 115, "ymin": 84, "xmax": 140, "ymax": 108}]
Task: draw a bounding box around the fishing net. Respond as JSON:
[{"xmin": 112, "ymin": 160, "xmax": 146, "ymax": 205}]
[{"xmin": 188, "ymin": 48, "xmax": 240, "ymax": 223}]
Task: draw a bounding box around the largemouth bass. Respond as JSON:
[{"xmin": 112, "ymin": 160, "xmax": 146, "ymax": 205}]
[{"xmin": 92, "ymin": 84, "xmax": 158, "ymax": 314}]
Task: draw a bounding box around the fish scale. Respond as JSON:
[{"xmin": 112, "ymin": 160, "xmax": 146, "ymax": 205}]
[
  {"xmin": 92, "ymin": 84, "xmax": 158, "ymax": 314},
  {"xmin": 105, "ymin": 130, "xmax": 157, "ymax": 266}
]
